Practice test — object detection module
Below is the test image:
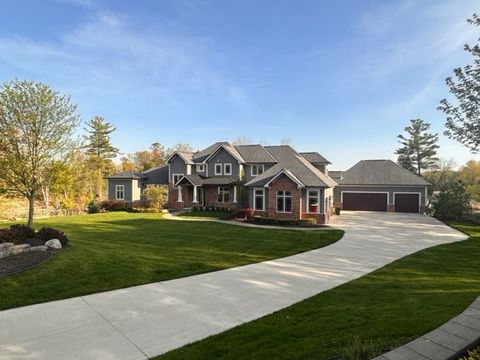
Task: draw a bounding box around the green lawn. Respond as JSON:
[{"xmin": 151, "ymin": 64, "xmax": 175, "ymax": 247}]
[
  {"xmin": 156, "ymin": 221, "xmax": 480, "ymax": 360},
  {"xmin": 179, "ymin": 210, "xmax": 233, "ymax": 220},
  {"xmin": 0, "ymin": 212, "xmax": 342, "ymax": 311}
]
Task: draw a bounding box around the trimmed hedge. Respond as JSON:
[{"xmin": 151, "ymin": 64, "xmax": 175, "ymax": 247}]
[{"xmin": 249, "ymin": 216, "xmax": 318, "ymax": 227}]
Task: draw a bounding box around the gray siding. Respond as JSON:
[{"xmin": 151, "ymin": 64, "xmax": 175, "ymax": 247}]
[
  {"xmin": 206, "ymin": 148, "xmax": 240, "ymax": 179},
  {"xmin": 108, "ymin": 179, "xmax": 134, "ymax": 202},
  {"xmin": 334, "ymin": 185, "xmax": 428, "ymax": 206},
  {"xmin": 169, "ymin": 155, "xmax": 187, "ymax": 182}
]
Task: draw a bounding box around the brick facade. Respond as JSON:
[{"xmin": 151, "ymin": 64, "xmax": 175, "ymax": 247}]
[
  {"xmin": 168, "ymin": 183, "xmax": 192, "ymax": 209},
  {"xmin": 168, "ymin": 183, "xmax": 240, "ymax": 210},
  {"xmin": 204, "ymin": 185, "xmax": 240, "ymax": 209}
]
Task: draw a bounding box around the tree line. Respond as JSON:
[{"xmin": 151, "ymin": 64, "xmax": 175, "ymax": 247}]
[{"xmin": 1, "ymin": 13, "xmax": 479, "ymax": 227}]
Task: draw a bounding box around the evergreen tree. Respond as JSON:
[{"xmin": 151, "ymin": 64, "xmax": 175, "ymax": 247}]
[
  {"xmin": 83, "ymin": 116, "xmax": 119, "ymax": 198},
  {"xmin": 439, "ymin": 13, "xmax": 480, "ymax": 153},
  {"xmin": 395, "ymin": 119, "xmax": 439, "ymax": 176}
]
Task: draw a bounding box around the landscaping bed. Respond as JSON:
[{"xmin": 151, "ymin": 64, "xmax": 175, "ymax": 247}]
[
  {"xmin": 244, "ymin": 216, "xmax": 326, "ymax": 227},
  {"xmin": 0, "ymin": 251, "xmax": 53, "ymax": 277},
  {"xmin": 179, "ymin": 210, "xmax": 234, "ymax": 220}
]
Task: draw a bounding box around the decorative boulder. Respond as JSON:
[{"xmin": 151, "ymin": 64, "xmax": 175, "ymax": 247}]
[{"xmin": 45, "ymin": 239, "xmax": 62, "ymax": 250}]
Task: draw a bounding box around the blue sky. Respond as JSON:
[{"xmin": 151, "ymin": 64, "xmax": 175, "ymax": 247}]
[{"xmin": 0, "ymin": 0, "xmax": 479, "ymax": 169}]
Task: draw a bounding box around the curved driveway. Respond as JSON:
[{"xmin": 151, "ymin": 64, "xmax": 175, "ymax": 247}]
[{"xmin": 0, "ymin": 212, "xmax": 468, "ymax": 359}]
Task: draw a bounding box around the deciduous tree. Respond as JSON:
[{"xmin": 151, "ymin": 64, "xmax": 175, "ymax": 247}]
[
  {"xmin": 0, "ymin": 80, "xmax": 79, "ymax": 227},
  {"xmin": 439, "ymin": 13, "xmax": 480, "ymax": 153}
]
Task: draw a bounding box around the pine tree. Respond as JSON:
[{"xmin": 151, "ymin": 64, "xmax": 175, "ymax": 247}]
[
  {"xmin": 395, "ymin": 119, "xmax": 439, "ymax": 176},
  {"xmin": 83, "ymin": 116, "xmax": 119, "ymax": 198}
]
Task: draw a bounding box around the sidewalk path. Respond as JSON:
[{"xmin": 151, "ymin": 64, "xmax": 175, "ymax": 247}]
[{"xmin": 0, "ymin": 212, "xmax": 468, "ymax": 359}]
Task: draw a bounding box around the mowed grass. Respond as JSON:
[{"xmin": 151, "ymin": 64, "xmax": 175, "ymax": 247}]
[
  {"xmin": 179, "ymin": 211, "xmax": 233, "ymax": 220},
  {"xmin": 156, "ymin": 221, "xmax": 480, "ymax": 360},
  {"xmin": 0, "ymin": 212, "xmax": 343, "ymax": 311}
]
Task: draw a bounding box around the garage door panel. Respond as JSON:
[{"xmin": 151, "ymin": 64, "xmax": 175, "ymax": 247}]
[
  {"xmin": 395, "ymin": 193, "xmax": 419, "ymax": 213},
  {"xmin": 342, "ymin": 192, "xmax": 387, "ymax": 212}
]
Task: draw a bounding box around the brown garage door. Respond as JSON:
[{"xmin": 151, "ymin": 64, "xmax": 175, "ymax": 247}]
[
  {"xmin": 394, "ymin": 193, "xmax": 419, "ymax": 213},
  {"xmin": 342, "ymin": 192, "xmax": 388, "ymax": 211}
]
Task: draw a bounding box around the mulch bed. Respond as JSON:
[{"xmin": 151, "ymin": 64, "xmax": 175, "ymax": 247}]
[{"xmin": 0, "ymin": 251, "xmax": 53, "ymax": 278}]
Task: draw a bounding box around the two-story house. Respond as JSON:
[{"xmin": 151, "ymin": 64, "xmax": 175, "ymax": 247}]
[{"xmin": 107, "ymin": 141, "xmax": 430, "ymax": 224}]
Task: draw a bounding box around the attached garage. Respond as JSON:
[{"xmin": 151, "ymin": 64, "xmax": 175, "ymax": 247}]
[
  {"xmin": 394, "ymin": 193, "xmax": 420, "ymax": 213},
  {"xmin": 342, "ymin": 192, "xmax": 387, "ymax": 211},
  {"xmin": 331, "ymin": 160, "xmax": 430, "ymax": 214}
]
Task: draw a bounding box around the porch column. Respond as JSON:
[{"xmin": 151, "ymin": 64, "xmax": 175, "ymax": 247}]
[
  {"xmin": 233, "ymin": 185, "xmax": 238, "ymax": 203},
  {"xmin": 193, "ymin": 185, "xmax": 198, "ymax": 203},
  {"xmin": 177, "ymin": 185, "xmax": 183, "ymax": 202}
]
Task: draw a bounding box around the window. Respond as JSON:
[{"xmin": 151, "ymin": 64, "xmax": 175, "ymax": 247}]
[
  {"xmin": 224, "ymin": 163, "xmax": 232, "ymax": 175},
  {"xmin": 172, "ymin": 174, "xmax": 183, "ymax": 188},
  {"xmin": 196, "ymin": 164, "xmax": 205, "ymax": 172},
  {"xmin": 115, "ymin": 185, "xmax": 125, "ymax": 200},
  {"xmin": 254, "ymin": 188, "xmax": 265, "ymax": 211},
  {"xmin": 251, "ymin": 164, "xmax": 264, "ymax": 176},
  {"xmin": 307, "ymin": 189, "xmax": 320, "ymax": 213},
  {"xmin": 215, "ymin": 163, "xmax": 222, "ymax": 175},
  {"xmin": 277, "ymin": 190, "xmax": 292, "ymax": 213},
  {"xmin": 217, "ymin": 186, "xmax": 230, "ymax": 203}
]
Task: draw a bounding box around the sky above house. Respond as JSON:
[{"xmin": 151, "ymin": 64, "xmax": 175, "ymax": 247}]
[{"xmin": 0, "ymin": 0, "xmax": 479, "ymax": 170}]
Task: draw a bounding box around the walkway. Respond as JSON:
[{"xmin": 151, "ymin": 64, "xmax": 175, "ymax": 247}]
[{"xmin": 0, "ymin": 212, "xmax": 468, "ymax": 359}]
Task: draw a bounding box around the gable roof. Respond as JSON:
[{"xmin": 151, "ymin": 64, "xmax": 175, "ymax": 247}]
[
  {"xmin": 234, "ymin": 144, "xmax": 278, "ymax": 163},
  {"xmin": 338, "ymin": 160, "xmax": 430, "ymax": 186},
  {"xmin": 190, "ymin": 141, "xmax": 244, "ymax": 163},
  {"xmin": 299, "ymin": 152, "xmax": 331, "ymax": 165},
  {"xmin": 245, "ymin": 145, "xmax": 337, "ymax": 188},
  {"xmin": 143, "ymin": 165, "xmax": 169, "ymax": 185},
  {"xmin": 106, "ymin": 171, "xmax": 146, "ymax": 180},
  {"xmin": 166, "ymin": 151, "xmax": 194, "ymax": 164}
]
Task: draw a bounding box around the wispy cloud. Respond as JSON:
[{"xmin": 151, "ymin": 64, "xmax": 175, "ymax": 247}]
[{"xmin": 0, "ymin": 8, "xmax": 251, "ymax": 110}]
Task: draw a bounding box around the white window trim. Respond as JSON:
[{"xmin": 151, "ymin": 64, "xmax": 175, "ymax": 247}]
[
  {"xmin": 172, "ymin": 173, "xmax": 184, "ymax": 188},
  {"xmin": 253, "ymin": 188, "xmax": 265, "ymax": 211},
  {"xmin": 217, "ymin": 186, "xmax": 231, "ymax": 203},
  {"xmin": 115, "ymin": 185, "xmax": 125, "ymax": 200},
  {"xmin": 306, "ymin": 189, "xmax": 320, "ymax": 214},
  {"xmin": 251, "ymin": 164, "xmax": 264, "ymax": 177},
  {"xmin": 276, "ymin": 190, "xmax": 293, "ymax": 213},
  {"xmin": 214, "ymin": 163, "xmax": 222, "ymax": 175},
  {"xmin": 224, "ymin": 163, "xmax": 232, "ymax": 176},
  {"xmin": 196, "ymin": 164, "xmax": 205, "ymax": 172}
]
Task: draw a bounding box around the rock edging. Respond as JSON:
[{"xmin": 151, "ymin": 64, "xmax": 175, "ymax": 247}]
[{"xmin": 373, "ymin": 296, "xmax": 480, "ymax": 360}]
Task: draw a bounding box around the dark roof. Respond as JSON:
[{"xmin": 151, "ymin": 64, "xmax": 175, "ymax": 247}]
[
  {"xmin": 143, "ymin": 165, "xmax": 169, "ymax": 185},
  {"xmin": 299, "ymin": 152, "xmax": 331, "ymax": 165},
  {"xmin": 234, "ymin": 145, "xmax": 278, "ymax": 163},
  {"xmin": 176, "ymin": 175, "xmax": 237, "ymax": 186},
  {"xmin": 338, "ymin": 160, "xmax": 430, "ymax": 186},
  {"xmin": 328, "ymin": 171, "xmax": 343, "ymax": 180},
  {"xmin": 107, "ymin": 171, "xmax": 146, "ymax": 180},
  {"xmin": 192, "ymin": 142, "xmax": 244, "ymax": 163},
  {"xmin": 245, "ymin": 145, "xmax": 337, "ymax": 188}
]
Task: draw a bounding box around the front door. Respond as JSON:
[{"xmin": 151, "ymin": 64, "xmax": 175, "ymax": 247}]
[{"xmin": 198, "ymin": 187, "xmax": 205, "ymax": 206}]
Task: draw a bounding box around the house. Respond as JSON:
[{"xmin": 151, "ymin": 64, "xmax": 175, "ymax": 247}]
[{"xmin": 107, "ymin": 142, "xmax": 430, "ymax": 224}]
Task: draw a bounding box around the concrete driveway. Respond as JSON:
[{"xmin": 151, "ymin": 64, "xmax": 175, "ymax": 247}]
[{"xmin": 0, "ymin": 212, "xmax": 468, "ymax": 359}]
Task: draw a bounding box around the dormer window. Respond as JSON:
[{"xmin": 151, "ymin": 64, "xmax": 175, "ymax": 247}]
[
  {"xmin": 196, "ymin": 164, "xmax": 205, "ymax": 172},
  {"xmin": 251, "ymin": 164, "xmax": 264, "ymax": 176},
  {"xmin": 214, "ymin": 163, "xmax": 222, "ymax": 175},
  {"xmin": 224, "ymin": 163, "xmax": 232, "ymax": 175}
]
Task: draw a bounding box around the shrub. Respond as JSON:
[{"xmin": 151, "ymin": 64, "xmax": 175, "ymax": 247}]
[
  {"xmin": 249, "ymin": 217, "xmax": 318, "ymax": 226},
  {"xmin": 99, "ymin": 200, "xmax": 128, "ymax": 212},
  {"xmin": 38, "ymin": 227, "xmax": 69, "ymax": 246},
  {"xmin": 192, "ymin": 206, "xmax": 199, "ymax": 212},
  {"xmin": 9, "ymin": 224, "xmax": 35, "ymax": 243},
  {"xmin": 432, "ymin": 181, "xmax": 472, "ymax": 220},
  {"xmin": 459, "ymin": 346, "xmax": 480, "ymax": 360},
  {"xmin": 237, "ymin": 207, "xmax": 255, "ymax": 219},
  {"xmin": 87, "ymin": 200, "xmax": 99, "ymax": 214},
  {"xmin": 335, "ymin": 335, "xmax": 384, "ymax": 360},
  {"xmin": 0, "ymin": 228, "xmax": 12, "ymax": 243},
  {"xmin": 143, "ymin": 186, "xmax": 168, "ymax": 210}
]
